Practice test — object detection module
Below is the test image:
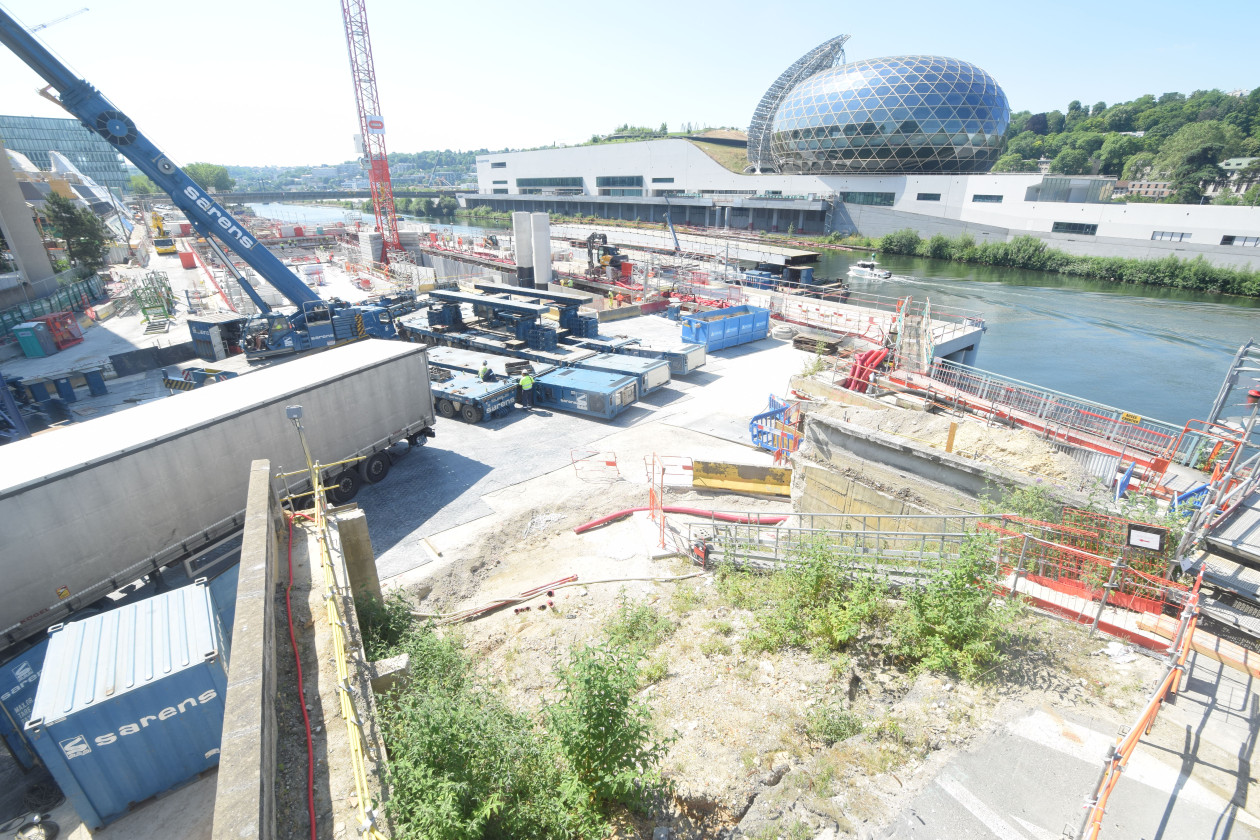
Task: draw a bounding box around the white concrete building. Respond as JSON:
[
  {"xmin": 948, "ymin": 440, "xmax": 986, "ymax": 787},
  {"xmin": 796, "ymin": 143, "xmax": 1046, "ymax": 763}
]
[{"xmin": 467, "ymin": 139, "xmax": 1260, "ymax": 269}]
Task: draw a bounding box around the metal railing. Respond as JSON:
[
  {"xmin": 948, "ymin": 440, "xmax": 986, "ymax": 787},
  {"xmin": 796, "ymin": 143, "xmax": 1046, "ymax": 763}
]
[
  {"xmin": 688, "ymin": 513, "xmax": 1003, "ymax": 584},
  {"xmin": 927, "ymin": 358, "xmax": 1199, "ymax": 464},
  {"xmin": 1075, "ymin": 572, "xmax": 1203, "ymax": 840}
]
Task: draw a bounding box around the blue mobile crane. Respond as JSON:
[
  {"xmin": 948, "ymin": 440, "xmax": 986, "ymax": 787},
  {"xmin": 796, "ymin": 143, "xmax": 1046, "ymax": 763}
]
[{"xmin": 0, "ymin": 11, "xmax": 402, "ymax": 358}]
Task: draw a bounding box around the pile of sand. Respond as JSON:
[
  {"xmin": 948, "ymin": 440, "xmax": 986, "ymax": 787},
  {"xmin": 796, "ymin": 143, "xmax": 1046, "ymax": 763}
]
[{"xmin": 815, "ymin": 404, "xmax": 1092, "ymax": 486}]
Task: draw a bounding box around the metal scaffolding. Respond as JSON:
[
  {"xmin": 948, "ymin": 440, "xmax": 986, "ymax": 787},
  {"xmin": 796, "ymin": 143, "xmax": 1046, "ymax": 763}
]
[{"xmin": 745, "ymin": 34, "xmax": 850, "ymax": 173}]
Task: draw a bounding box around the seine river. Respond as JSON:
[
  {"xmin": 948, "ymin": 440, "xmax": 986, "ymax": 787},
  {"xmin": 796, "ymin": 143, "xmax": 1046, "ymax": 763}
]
[{"xmin": 250, "ymin": 203, "xmax": 1257, "ymax": 427}]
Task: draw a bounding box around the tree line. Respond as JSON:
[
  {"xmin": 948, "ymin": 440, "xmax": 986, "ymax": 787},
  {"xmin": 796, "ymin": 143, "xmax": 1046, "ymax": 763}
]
[
  {"xmin": 878, "ymin": 228, "xmax": 1260, "ymax": 297},
  {"xmin": 993, "ymin": 88, "xmax": 1260, "ymax": 204}
]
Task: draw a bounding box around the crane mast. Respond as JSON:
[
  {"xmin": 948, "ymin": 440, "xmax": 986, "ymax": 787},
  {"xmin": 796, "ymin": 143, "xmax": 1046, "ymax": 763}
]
[{"xmin": 340, "ymin": 0, "xmax": 403, "ymax": 264}]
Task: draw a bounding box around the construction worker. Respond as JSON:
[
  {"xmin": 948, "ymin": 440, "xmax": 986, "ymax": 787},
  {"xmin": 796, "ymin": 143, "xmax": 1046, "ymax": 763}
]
[
  {"xmin": 478, "ymin": 361, "xmax": 491, "ymax": 382},
  {"xmin": 519, "ymin": 371, "xmax": 535, "ymax": 409}
]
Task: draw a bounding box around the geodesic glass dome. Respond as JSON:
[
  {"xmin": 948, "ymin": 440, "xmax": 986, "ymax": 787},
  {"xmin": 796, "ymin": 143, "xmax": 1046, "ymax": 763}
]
[{"xmin": 768, "ymin": 55, "xmax": 1010, "ymax": 174}]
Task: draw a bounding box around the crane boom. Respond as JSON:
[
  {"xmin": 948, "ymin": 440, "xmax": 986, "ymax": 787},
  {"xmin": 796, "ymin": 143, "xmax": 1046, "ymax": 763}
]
[
  {"xmin": 0, "ymin": 9, "xmax": 322, "ymax": 309},
  {"xmin": 341, "ymin": 0, "xmax": 402, "ymax": 263},
  {"xmin": 29, "ymin": 7, "xmax": 88, "ymax": 32}
]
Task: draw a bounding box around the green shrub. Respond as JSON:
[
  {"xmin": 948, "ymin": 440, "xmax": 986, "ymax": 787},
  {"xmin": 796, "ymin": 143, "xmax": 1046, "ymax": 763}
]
[
  {"xmin": 891, "ymin": 535, "xmax": 1020, "ymax": 679},
  {"xmin": 605, "ymin": 593, "xmax": 676, "ymax": 652},
  {"xmin": 357, "ymin": 591, "xmax": 415, "ymax": 661},
  {"xmin": 549, "ymin": 643, "xmax": 674, "ymax": 810},
  {"xmin": 805, "ymin": 705, "xmax": 864, "ymax": 745}
]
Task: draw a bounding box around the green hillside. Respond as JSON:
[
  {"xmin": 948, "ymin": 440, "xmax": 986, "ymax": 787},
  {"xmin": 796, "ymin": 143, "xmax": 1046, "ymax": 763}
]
[{"xmin": 995, "ymin": 88, "xmax": 1260, "ymax": 204}]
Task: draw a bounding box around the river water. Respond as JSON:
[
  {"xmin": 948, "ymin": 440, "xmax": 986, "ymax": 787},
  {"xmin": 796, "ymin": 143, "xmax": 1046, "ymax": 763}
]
[{"xmin": 250, "ymin": 203, "xmax": 1256, "ymax": 427}]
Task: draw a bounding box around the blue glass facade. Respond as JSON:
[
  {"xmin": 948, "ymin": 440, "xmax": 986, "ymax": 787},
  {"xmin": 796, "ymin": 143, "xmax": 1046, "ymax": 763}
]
[
  {"xmin": 0, "ymin": 115, "xmax": 129, "ymax": 193},
  {"xmin": 769, "ymin": 55, "xmax": 1010, "ymax": 174}
]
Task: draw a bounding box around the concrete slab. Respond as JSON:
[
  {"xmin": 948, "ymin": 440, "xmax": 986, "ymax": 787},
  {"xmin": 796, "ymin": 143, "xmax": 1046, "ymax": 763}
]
[{"xmin": 882, "ymin": 652, "xmax": 1260, "ymax": 840}]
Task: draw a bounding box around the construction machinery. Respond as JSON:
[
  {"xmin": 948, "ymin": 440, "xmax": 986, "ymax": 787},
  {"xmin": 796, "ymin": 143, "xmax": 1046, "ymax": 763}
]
[
  {"xmin": 586, "ymin": 232, "xmax": 625, "ymax": 275},
  {"xmin": 0, "ymin": 10, "xmax": 405, "ymax": 358}
]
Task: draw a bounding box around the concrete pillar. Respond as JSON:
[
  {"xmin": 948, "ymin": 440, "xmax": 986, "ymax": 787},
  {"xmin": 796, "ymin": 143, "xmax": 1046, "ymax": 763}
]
[
  {"xmin": 0, "ymin": 138, "xmax": 56, "ymax": 285},
  {"xmin": 512, "ymin": 211, "xmax": 533, "ymax": 288},
  {"xmin": 334, "ymin": 509, "xmax": 381, "ymax": 602},
  {"xmin": 797, "ymin": 210, "xmax": 806, "ymax": 230},
  {"xmin": 771, "ymin": 209, "xmax": 779, "ymax": 231},
  {"xmin": 531, "ymin": 212, "xmax": 552, "ymax": 286}
]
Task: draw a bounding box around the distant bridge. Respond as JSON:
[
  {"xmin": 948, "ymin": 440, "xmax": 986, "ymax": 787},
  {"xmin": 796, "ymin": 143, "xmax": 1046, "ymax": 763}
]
[{"xmin": 130, "ymin": 188, "xmax": 461, "ymax": 203}]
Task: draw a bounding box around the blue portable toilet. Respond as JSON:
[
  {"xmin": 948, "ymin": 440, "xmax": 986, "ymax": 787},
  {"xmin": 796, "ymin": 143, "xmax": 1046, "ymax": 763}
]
[{"xmin": 24, "ymin": 583, "xmax": 229, "ymax": 829}]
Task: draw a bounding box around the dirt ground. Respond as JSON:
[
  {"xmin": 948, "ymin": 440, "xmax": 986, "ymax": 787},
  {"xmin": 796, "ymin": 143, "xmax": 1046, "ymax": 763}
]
[{"xmin": 385, "ymin": 475, "xmax": 1163, "ymax": 839}]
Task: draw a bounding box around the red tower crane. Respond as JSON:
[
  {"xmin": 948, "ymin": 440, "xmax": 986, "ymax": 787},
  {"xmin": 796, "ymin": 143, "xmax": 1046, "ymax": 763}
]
[{"xmin": 340, "ymin": 0, "xmax": 403, "ymax": 263}]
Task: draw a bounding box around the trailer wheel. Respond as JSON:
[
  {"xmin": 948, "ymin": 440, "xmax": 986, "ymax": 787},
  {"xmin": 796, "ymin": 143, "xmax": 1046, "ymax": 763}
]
[
  {"xmin": 461, "ymin": 404, "xmax": 483, "ymax": 423},
  {"xmin": 326, "ymin": 469, "xmax": 361, "ymax": 505},
  {"xmin": 437, "ymin": 398, "xmax": 456, "ymax": 418},
  {"xmin": 361, "ymin": 451, "xmax": 391, "ymax": 484}
]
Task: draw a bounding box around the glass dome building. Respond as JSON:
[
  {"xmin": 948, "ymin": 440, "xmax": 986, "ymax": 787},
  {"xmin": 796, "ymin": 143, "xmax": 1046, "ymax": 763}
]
[{"xmin": 764, "ymin": 54, "xmax": 1010, "ymax": 175}]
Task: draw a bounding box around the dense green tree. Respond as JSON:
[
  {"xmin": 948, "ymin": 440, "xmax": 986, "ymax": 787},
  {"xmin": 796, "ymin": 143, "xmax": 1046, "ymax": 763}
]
[
  {"xmin": 128, "ymin": 174, "xmax": 159, "ymax": 194},
  {"xmin": 43, "ymin": 193, "xmax": 109, "ymax": 271},
  {"xmin": 1122, "ymin": 152, "xmax": 1156, "ymax": 180},
  {"xmin": 1071, "ymin": 132, "xmax": 1106, "ymax": 156},
  {"xmin": 1091, "ymin": 101, "xmax": 1107, "ymax": 116},
  {"xmin": 991, "ymin": 153, "xmax": 1038, "ymax": 172},
  {"xmin": 1242, "ymin": 185, "xmax": 1260, "ymax": 206},
  {"xmin": 1005, "ymin": 132, "xmax": 1042, "ymax": 159},
  {"xmin": 1049, "ymin": 148, "xmax": 1090, "ymax": 175},
  {"xmin": 1025, "ymin": 113, "xmax": 1049, "ymax": 135},
  {"xmin": 1097, "ymin": 134, "xmax": 1143, "ymax": 175},
  {"xmin": 183, "ymin": 162, "xmax": 235, "ymax": 192},
  {"xmin": 1046, "ymin": 110, "xmax": 1066, "ymax": 134}
]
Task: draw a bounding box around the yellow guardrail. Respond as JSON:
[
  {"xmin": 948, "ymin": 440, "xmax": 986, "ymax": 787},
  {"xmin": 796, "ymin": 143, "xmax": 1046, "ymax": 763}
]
[{"xmin": 289, "ymin": 454, "xmax": 388, "ymax": 839}]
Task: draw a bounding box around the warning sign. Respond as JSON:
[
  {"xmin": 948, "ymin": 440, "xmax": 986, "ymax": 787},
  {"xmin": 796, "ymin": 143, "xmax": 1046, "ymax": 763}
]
[
  {"xmin": 55, "ymin": 586, "xmax": 70, "ymax": 600},
  {"xmin": 1120, "ymin": 412, "xmax": 1142, "ymax": 425}
]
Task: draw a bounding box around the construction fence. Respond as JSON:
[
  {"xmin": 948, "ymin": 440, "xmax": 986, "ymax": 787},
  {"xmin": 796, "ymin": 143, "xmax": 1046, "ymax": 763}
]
[
  {"xmin": 0, "ymin": 270, "xmax": 104, "ymax": 339},
  {"xmin": 686, "ymin": 507, "xmax": 1191, "ymax": 652}
]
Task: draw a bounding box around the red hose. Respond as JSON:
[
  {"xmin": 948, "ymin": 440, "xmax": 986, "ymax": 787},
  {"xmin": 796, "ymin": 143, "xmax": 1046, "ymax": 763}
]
[
  {"xmin": 286, "ymin": 514, "xmax": 318, "ymax": 840},
  {"xmin": 574, "ymin": 506, "xmax": 788, "ymax": 534}
]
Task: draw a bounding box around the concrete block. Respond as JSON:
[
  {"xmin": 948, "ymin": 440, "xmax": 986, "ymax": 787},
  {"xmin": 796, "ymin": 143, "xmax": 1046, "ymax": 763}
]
[
  {"xmin": 369, "ymin": 652, "xmax": 411, "ymax": 695},
  {"xmin": 334, "ymin": 508, "xmax": 382, "ymax": 602}
]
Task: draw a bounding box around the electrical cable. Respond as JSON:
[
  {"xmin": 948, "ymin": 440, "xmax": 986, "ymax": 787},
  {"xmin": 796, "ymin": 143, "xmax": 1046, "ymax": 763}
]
[{"xmin": 285, "ymin": 514, "xmax": 318, "ymax": 840}]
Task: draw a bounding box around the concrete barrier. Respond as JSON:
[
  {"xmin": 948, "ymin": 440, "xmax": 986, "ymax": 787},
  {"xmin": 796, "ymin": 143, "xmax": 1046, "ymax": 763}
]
[
  {"xmin": 693, "ymin": 460, "xmax": 792, "ymax": 496},
  {"xmin": 211, "ymin": 460, "xmax": 281, "ymax": 840}
]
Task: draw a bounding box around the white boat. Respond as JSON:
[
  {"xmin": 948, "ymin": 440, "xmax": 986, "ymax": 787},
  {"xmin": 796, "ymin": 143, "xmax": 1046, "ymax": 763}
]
[{"xmin": 848, "ymin": 259, "xmax": 892, "ymax": 280}]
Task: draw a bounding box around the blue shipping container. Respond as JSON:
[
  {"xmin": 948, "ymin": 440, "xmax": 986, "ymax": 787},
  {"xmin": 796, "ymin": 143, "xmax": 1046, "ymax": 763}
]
[
  {"xmin": 0, "ymin": 638, "xmax": 51, "ymax": 770},
  {"xmin": 24, "ymin": 583, "xmax": 228, "ymax": 829},
  {"xmin": 680, "ymin": 306, "xmax": 771, "ymax": 351}
]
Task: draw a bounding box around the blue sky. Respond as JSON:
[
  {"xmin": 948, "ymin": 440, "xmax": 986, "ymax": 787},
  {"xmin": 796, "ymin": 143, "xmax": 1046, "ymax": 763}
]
[{"xmin": 0, "ymin": 0, "xmax": 1254, "ymax": 167}]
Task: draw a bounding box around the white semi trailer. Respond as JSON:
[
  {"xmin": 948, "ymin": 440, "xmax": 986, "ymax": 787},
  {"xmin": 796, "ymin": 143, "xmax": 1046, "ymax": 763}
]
[{"xmin": 0, "ymin": 339, "xmax": 435, "ymax": 652}]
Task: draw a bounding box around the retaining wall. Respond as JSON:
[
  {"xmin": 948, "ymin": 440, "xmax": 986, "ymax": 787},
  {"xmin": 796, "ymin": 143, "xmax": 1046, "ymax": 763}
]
[{"xmin": 211, "ymin": 460, "xmax": 281, "ymax": 840}]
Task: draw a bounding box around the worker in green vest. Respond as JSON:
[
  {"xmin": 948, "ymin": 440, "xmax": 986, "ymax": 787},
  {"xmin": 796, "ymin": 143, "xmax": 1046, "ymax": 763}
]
[
  {"xmin": 478, "ymin": 361, "xmax": 490, "ymax": 381},
  {"xmin": 519, "ymin": 371, "xmax": 535, "ymax": 409}
]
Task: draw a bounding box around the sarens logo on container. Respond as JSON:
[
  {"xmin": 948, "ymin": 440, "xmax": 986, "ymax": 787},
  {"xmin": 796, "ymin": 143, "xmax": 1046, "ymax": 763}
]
[
  {"xmin": 180, "ymin": 185, "xmax": 256, "ymax": 250},
  {"xmin": 86, "ymin": 689, "xmax": 219, "ymax": 750}
]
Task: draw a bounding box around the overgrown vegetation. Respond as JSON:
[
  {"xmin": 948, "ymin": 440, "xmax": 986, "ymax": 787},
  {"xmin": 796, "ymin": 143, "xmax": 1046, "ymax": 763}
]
[
  {"xmin": 878, "ymin": 228, "xmax": 1260, "ymax": 297},
  {"xmin": 890, "ymin": 535, "xmax": 1020, "ymax": 679},
  {"xmin": 373, "ymin": 620, "xmax": 672, "ymax": 839},
  {"xmin": 714, "ymin": 532, "xmax": 1019, "ymax": 679}
]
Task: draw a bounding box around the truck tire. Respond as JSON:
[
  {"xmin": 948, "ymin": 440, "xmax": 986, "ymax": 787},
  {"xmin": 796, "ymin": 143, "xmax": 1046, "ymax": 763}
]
[
  {"xmin": 461, "ymin": 404, "xmax": 483, "ymax": 423},
  {"xmin": 360, "ymin": 451, "xmax": 391, "ymax": 484},
  {"xmin": 326, "ymin": 469, "xmax": 361, "ymax": 505},
  {"xmin": 437, "ymin": 399, "xmax": 456, "ymax": 418}
]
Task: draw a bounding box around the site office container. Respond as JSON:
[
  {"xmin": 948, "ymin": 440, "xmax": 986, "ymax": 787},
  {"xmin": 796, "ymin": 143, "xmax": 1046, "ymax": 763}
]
[
  {"xmin": 535, "ymin": 368, "xmax": 637, "ymax": 420},
  {"xmin": 680, "ymin": 305, "xmax": 771, "ymax": 351},
  {"xmin": 25, "ymin": 583, "xmax": 228, "ymax": 829}
]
